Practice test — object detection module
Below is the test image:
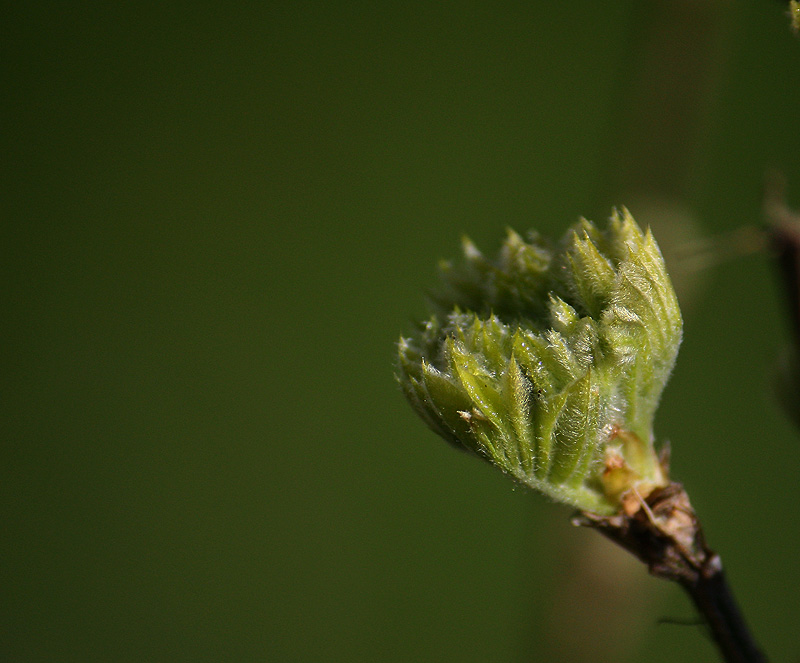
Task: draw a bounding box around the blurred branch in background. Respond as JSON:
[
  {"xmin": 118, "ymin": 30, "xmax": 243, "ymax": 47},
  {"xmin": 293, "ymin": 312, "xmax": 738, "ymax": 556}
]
[
  {"xmin": 600, "ymin": 1, "xmax": 730, "ymax": 204},
  {"xmin": 597, "ymin": 0, "xmax": 733, "ymax": 308},
  {"xmin": 763, "ymin": 174, "xmax": 800, "ymax": 429}
]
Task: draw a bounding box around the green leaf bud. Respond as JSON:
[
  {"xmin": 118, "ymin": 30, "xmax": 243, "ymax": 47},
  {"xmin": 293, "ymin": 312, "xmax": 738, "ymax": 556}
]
[{"xmin": 397, "ymin": 209, "xmax": 682, "ymax": 515}]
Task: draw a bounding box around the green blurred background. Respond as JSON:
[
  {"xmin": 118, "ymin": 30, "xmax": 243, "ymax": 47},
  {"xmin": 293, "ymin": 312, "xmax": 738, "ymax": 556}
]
[{"xmin": 4, "ymin": 1, "xmax": 800, "ymax": 661}]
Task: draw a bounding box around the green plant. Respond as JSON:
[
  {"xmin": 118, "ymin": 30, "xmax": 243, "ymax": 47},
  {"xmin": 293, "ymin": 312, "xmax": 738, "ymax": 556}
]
[
  {"xmin": 397, "ymin": 209, "xmax": 679, "ymax": 515},
  {"xmin": 397, "ymin": 211, "xmax": 765, "ymax": 663}
]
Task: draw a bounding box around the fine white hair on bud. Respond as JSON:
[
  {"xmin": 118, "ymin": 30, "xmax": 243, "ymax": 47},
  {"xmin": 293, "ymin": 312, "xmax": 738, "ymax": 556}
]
[{"xmin": 397, "ymin": 209, "xmax": 682, "ymax": 514}]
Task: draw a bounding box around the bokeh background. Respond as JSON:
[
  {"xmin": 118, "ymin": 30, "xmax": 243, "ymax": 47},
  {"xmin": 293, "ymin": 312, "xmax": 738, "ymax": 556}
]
[{"xmin": 5, "ymin": 1, "xmax": 800, "ymax": 661}]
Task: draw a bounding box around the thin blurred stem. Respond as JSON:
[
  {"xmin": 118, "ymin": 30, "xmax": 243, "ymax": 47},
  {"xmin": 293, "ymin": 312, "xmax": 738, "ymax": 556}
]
[
  {"xmin": 763, "ymin": 175, "xmax": 800, "ymax": 429},
  {"xmin": 764, "ymin": 176, "xmax": 800, "ymax": 353},
  {"xmin": 597, "ymin": 0, "xmax": 730, "ymax": 206}
]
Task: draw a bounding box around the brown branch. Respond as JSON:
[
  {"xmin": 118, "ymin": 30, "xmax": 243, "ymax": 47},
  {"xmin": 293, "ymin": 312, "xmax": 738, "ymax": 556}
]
[
  {"xmin": 763, "ymin": 174, "xmax": 800, "ymax": 430},
  {"xmin": 764, "ymin": 174, "xmax": 800, "ymax": 347},
  {"xmin": 574, "ymin": 483, "xmax": 766, "ymax": 663}
]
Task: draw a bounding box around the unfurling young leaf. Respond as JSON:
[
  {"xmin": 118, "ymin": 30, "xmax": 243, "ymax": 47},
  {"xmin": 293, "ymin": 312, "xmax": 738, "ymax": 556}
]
[{"xmin": 397, "ymin": 210, "xmax": 682, "ymax": 515}]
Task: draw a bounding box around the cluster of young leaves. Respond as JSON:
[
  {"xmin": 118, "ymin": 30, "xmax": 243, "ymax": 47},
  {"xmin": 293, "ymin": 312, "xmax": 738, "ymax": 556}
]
[{"xmin": 397, "ymin": 210, "xmax": 682, "ymax": 514}]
